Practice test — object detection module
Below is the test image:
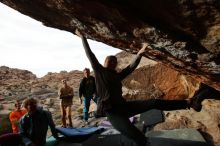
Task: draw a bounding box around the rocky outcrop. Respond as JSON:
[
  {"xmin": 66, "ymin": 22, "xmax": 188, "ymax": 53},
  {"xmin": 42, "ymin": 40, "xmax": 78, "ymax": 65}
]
[
  {"xmin": 116, "ymin": 52, "xmax": 200, "ymax": 100},
  {"xmin": 0, "ymin": 66, "xmax": 37, "ymax": 100},
  {"xmin": 117, "ymin": 52, "xmax": 220, "ymax": 146},
  {"xmin": 154, "ymin": 100, "xmax": 220, "ymax": 146},
  {"xmin": 0, "ymin": 66, "xmax": 83, "ymax": 100},
  {"xmin": 0, "ymin": 0, "xmax": 219, "ymax": 90},
  {"xmin": 0, "ymin": 66, "xmax": 36, "ymax": 80}
]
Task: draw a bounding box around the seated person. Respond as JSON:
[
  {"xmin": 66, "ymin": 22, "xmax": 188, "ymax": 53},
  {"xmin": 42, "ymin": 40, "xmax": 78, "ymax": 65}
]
[
  {"xmin": 19, "ymin": 98, "xmax": 58, "ymax": 146},
  {"xmin": 9, "ymin": 100, "xmax": 27, "ymax": 133}
]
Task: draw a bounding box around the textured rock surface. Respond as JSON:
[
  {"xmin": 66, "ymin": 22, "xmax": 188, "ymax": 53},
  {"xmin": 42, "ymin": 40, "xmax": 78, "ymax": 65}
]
[
  {"xmin": 1, "ymin": 0, "xmax": 220, "ymax": 90},
  {"xmin": 154, "ymin": 100, "xmax": 220, "ymax": 146},
  {"xmin": 0, "ymin": 66, "xmax": 83, "ymax": 100},
  {"xmin": 116, "ymin": 52, "xmax": 200, "ymax": 100},
  {"xmin": 116, "ymin": 52, "xmax": 220, "ymax": 146}
]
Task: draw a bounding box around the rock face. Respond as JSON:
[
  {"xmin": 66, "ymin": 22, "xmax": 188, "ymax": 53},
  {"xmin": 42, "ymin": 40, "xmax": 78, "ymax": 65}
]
[
  {"xmin": 0, "ymin": 0, "xmax": 220, "ymax": 90},
  {"xmin": 116, "ymin": 52, "xmax": 200, "ymax": 100},
  {"xmin": 117, "ymin": 52, "xmax": 220, "ymax": 146},
  {"xmin": 154, "ymin": 100, "xmax": 220, "ymax": 146}
]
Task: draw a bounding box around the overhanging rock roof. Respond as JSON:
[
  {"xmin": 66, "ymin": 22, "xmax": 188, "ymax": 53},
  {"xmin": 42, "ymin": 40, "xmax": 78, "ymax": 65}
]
[{"xmin": 1, "ymin": 0, "xmax": 220, "ymax": 90}]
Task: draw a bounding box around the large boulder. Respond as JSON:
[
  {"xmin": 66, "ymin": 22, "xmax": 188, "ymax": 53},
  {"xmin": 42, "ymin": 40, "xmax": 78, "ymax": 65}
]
[
  {"xmin": 116, "ymin": 52, "xmax": 200, "ymax": 100},
  {"xmin": 122, "ymin": 64, "xmax": 200, "ymax": 100},
  {"xmin": 117, "ymin": 51, "xmax": 220, "ymax": 146}
]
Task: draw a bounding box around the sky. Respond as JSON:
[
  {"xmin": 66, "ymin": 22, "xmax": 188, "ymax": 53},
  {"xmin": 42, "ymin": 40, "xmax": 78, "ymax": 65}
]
[{"xmin": 0, "ymin": 3, "xmax": 121, "ymax": 77}]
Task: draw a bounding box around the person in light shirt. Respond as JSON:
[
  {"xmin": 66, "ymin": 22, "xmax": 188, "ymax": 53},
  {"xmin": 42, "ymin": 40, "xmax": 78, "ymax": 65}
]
[{"xmin": 58, "ymin": 79, "xmax": 74, "ymax": 128}]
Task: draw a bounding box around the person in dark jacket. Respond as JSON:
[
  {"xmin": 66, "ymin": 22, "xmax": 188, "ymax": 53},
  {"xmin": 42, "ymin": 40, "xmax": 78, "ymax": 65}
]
[
  {"xmin": 19, "ymin": 98, "xmax": 58, "ymax": 146},
  {"xmin": 79, "ymin": 68, "xmax": 97, "ymax": 123},
  {"xmin": 75, "ymin": 29, "xmax": 202, "ymax": 146}
]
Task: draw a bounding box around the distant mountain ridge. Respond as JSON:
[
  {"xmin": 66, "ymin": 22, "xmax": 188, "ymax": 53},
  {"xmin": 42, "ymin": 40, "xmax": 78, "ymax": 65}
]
[
  {"xmin": 0, "ymin": 66, "xmax": 36, "ymax": 80},
  {"xmin": 0, "ymin": 66, "xmax": 83, "ymax": 100}
]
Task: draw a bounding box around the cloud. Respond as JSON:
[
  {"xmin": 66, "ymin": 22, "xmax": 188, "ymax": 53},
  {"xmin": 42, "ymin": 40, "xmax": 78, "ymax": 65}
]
[{"xmin": 0, "ymin": 3, "xmax": 121, "ymax": 77}]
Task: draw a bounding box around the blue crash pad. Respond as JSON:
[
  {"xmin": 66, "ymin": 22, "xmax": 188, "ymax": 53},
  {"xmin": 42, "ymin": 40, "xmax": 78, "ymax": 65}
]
[{"xmin": 56, "ymin": 127, "xmax": 103, "ymax": 137}]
